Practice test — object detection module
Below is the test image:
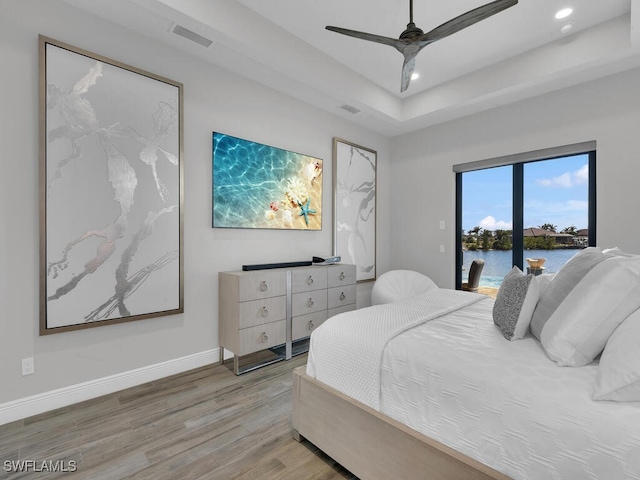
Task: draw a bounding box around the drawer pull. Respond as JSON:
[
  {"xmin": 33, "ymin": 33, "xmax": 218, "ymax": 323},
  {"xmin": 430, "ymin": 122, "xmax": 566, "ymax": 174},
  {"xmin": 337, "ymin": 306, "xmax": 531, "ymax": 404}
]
[
  {"xmin": 260, "ymin": 281, "xmax": 268, "ymax": 292},
  {"xmin": 308, "ymin": 321, "xmax": 315, "ymax": 331},
  {"xmin": 261, "ymin": 307, "xmax": 269, "ymax": 317},
  {"xmin": 260, "ymin": 332, "xmax": 269, "ymax": 343},
  {"xmin": 307, "ymin": 276, "xmax": 314, "ymax": 285},
  {"xmin": 340, "ymin": 272, "xmax": 346, "ymax": 281},
  {"xmin": 307, "ymin": 298, "xmax": 314, "ymax": 308},
  {"xmin": 340, "ymin": 292, "xmax": 346, "ymax": 301}
]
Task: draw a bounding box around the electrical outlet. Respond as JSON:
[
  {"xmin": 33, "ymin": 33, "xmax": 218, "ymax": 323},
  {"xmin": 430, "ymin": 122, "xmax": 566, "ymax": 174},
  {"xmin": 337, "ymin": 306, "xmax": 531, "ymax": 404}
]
[
  {"xmin": 22, "ymin": 357, "xmax": 34, "ymax": 376},
  {"xmin": 439, "ymin": 244, "xmax": 445, "ymax": 253},
  {"xmin": 439, "ymin": 220, "xmax": 445, "ymax": 230}
]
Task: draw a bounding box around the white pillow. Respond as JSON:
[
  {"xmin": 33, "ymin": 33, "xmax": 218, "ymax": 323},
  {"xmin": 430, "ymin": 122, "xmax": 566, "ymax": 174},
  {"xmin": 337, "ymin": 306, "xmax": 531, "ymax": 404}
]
[
  {"xmin": 493, "ymin": 266, "xmax": 539, "ymax": 341},
  {"xmin": 536, "ymin": 273, "xmax": 555, "ymax": 298},
  {"xmin": 593, "ymin": 308, "xmax": 640, "ymax": 401},
  {"xmin": 602, "ymin": 247, "xmax": 638, "ymax": 257},
  {"xmin": 531, "ymin": 248, "xmax": 640, "ymax": 366},
  {"xmin": 530, "ymin": 247, "xmax": 603, "ymax": 340}
]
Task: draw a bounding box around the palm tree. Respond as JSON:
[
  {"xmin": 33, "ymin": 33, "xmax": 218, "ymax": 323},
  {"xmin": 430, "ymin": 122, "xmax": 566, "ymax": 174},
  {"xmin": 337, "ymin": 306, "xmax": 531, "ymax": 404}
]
[
  {"xmin": 539, "ymin": 223, "xmax": 557, "ymax": 232},
  {"xmin": 561, "ymin": 225, "xmax": 577, "ymax": 235},
  {"xmin": 481, "ymin": 230, "xmax": 493, "ymax": 251},
  {"xmin": 493, "ymin": 229, "xmax": 512, "ymax": 250},
  {"xmin": 469, "ymin": 226, "xmax": 482, "ymax": 238}
]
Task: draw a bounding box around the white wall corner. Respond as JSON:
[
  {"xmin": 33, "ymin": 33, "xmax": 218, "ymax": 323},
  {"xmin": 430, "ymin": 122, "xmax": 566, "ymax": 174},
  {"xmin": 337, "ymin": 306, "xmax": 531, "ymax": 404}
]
[{"xmin": 0, "ymin": 349, "xmax": 220, "ymax": 426}]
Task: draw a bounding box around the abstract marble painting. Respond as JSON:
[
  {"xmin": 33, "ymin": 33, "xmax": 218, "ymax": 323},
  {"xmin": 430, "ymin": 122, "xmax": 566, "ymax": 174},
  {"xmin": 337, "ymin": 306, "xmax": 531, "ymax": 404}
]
[
  {"xmin": 40, "ymin": 37, "xmax": 183, "ymax": 333},
  {"xmin": 333, "ymin": 138, "xmax": 376, "ymax": 282}
]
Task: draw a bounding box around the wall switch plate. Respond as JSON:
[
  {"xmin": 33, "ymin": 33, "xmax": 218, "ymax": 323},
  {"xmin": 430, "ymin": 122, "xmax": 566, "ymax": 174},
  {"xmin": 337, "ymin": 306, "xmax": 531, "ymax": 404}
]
[
  {"xmin": 440, "ymin": 244, "xmax": 445, "ymax": 253},
  {"xmin": 439, "ymin": 220, "xmax": 445, "ymax": 230},
  {"xmin": 22, "ymin": 357, "xmax": 34, "ymax": 376}
]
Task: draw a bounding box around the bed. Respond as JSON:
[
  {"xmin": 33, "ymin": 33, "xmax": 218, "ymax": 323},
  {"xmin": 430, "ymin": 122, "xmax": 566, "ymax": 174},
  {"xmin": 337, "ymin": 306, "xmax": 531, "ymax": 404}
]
[{"xmin": 292, "ymin": 250, "xmax": 640, "ymax": 480}]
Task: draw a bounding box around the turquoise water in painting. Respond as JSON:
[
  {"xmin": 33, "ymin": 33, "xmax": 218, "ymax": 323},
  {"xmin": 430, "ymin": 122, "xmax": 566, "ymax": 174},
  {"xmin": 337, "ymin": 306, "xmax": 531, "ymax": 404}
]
[
  {"xmin": 462, "ymin": 249, "xmax": 582, "ymax": 288},
  {"xmin": 212, "ymin": 133, "xmax": 322, "ymax": 229}
]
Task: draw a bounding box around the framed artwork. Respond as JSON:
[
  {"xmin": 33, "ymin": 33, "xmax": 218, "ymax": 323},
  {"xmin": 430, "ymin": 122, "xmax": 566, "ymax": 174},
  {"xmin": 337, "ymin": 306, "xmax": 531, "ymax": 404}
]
[
  {"xmin": 39, "ymin": 36, "xmax": 184, "ymax": 334},
  {"xmin": 212, "ymin": 132, "xmax": 323, "ymax": 230},
  {"xmin": 333, "ymin": 138, "xmax": 377, "ymax": 282}
]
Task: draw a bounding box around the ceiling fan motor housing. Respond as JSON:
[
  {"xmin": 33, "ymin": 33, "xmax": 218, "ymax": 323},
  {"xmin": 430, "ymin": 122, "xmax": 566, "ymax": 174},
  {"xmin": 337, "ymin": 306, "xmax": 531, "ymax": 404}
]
[{"xmin": 400, "ymin": 23, "xmax": 424, "ymax": 39}]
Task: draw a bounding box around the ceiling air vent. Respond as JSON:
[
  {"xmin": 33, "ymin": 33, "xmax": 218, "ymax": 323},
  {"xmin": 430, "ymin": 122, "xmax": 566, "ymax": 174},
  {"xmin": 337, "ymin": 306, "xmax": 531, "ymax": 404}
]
[
  {"xmin": 171, "ymin": 24, "xmax": 213, "ymax": 48},
  {"xmin": 340, "ymin": 104, "xmax": 361, "ymax": 115}
]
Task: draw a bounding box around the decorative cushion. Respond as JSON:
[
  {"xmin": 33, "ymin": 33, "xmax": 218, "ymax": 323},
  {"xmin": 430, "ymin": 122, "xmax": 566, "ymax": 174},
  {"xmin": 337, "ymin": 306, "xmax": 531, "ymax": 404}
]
[
  {"xmin": 371, "ymin": 270, "xmax": 437, "ymax": 306},
  {"xmin": 530, "ymin": 247, "xmax": 640, "ymax": 366},
  {"xmin": 492, "ymin": 266, "xmax": 539, "ymax": 340},
  {"xmin": 593, "ymin": 308, "xmax": 640, "ymax": 401}
]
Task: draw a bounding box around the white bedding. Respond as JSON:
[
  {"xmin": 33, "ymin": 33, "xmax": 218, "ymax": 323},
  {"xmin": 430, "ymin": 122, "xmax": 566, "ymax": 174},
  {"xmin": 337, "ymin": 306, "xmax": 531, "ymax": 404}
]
[
  {"xmin": 306, "ymin": 288, "xmax": 485, "ymax": 409},
  {"xmin": 306, "ymin": 293, "xmax": 640, "ymax": 480}
]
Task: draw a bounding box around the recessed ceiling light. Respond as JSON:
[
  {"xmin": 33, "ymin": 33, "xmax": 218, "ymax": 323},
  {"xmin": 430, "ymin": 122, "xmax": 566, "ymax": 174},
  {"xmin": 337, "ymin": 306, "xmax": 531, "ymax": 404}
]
[
  {"xmin": 411, "ymin": 72, "xmax": 420, "ymax": 80},
  {"xmin": 555, "ymin": 8, "xmax": 573, "ymax": 20},
  {"xmin": 560, "ymin": 23, "xmax": 574, "ymax": 34}
]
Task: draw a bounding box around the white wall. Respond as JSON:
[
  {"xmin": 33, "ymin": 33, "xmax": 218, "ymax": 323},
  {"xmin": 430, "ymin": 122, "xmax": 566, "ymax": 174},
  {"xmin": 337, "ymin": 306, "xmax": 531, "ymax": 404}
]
[
  {"xmin": 0, "ymin": 0, "xmax": 390, "ymax": 407},
  {"xmin": 390, "ymin": 67, "xmax": 640, "ymax": 288}
]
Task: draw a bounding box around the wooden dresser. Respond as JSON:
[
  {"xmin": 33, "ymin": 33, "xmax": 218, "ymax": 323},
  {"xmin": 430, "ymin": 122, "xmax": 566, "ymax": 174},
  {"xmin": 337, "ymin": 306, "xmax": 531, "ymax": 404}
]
[{"xmin": 219, "ymin": 264, "xmax": 356, "ymax": 374}]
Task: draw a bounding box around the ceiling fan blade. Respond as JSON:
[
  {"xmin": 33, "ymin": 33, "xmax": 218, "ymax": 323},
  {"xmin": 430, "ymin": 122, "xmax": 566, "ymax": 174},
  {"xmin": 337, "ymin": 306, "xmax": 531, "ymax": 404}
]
[
  {"xmin": 420, "ymin": 0, "xmax": 517, "ymax": 43},
  {"xmin": 326, "ymin": 26, "xmax": 402, "ymax": 48},
  {"xmin": 327, "ymin": 0, "xmax": 518, "ymax": 93},
  {"xmin": 401, "ymin": 53, "xmax": 417, "ymax": 92}
]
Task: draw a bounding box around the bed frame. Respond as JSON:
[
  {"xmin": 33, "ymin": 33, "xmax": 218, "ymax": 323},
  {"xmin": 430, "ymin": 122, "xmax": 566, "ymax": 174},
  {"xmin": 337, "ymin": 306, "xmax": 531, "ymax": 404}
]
[{"xmin": 292, "ymin": 366, "xmax": 510, "ymax": 480}]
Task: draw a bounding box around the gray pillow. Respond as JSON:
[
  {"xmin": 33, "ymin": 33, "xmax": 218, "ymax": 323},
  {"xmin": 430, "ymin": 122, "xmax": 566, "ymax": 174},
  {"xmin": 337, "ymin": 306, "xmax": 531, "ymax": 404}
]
[{"xmin": 493, "ymin": 266, "xmax": 539, "ymax": 341}]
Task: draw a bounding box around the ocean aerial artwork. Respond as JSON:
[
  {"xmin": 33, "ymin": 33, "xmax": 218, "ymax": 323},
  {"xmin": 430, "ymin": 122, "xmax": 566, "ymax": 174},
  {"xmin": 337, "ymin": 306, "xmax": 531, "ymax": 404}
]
[{"xmin": 213, "ymin": 132, "xmax": 323, "ymax": 230}]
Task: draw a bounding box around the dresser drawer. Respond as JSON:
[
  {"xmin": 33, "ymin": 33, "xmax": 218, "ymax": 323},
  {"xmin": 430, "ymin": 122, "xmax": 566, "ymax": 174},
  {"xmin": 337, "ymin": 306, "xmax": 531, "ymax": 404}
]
[
  {"xmin": 238, "ymin": 296, "xmax": 286, "ymax": 329},
  {"xmin": 328, "ymin": 284, "xmax": 357, "ymax": 309},
  {"xmin": 327, "ymin": 264, "xmax": 357, "ymax": 288},
  {"xmin": 238, "ymin": 320, "xmax": 286, "ymax": 355},
  {"xmin": 291, "ymin": 267, "xmax": 328, "ymax": 293},
  {"xmin": 292, "ymin": 310, "xmax": 328, "ymax": 341},
  {"xmin": 328, "ymin": 303, "xmax": 356, "ymax": 318},
  {"xmin": 238, "ymin": 271, "xmax": 286, "ymax": 302},
  {"xmin": 292, "ymin": 289, "xmax": 327, "ymax": 316}
]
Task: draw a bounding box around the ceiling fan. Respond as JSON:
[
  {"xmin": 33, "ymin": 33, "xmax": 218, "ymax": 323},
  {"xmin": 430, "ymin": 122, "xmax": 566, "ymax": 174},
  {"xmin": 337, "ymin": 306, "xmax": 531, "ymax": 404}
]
[{"xmin": 326, "ymin": 0, "xmax": 518, "ymax": 92}]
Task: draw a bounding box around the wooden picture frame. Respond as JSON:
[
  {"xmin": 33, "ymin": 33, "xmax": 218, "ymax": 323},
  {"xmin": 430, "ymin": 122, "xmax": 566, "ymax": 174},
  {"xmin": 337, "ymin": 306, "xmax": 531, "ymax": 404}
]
[
  {"xmin": 39, "ymin": 36, "xmax": 184, "ymax": 334},
  {"xmin": 332, "ymin": 138, "xmax": 377, "ymax": 282}
]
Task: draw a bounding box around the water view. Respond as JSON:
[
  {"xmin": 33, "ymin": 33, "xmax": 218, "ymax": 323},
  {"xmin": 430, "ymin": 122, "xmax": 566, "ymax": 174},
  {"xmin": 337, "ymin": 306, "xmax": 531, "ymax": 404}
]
[
  {"xmin": 462, "ymin": 249, "xmax": 581, "ymax": 288},
  {"xmin": 461, "ymin": 154, "xmax": 591, "ymax": 290}
]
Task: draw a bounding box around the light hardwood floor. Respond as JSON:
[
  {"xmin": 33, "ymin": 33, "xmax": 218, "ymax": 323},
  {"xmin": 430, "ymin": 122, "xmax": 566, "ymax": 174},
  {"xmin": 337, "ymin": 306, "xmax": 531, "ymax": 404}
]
[{"xmin": 0, "ymin": 354, "xmax": 356, "ymax": 480}]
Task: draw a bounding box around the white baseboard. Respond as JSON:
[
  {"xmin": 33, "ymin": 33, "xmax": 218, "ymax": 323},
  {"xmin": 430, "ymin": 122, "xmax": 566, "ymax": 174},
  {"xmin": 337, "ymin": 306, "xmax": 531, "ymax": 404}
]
[{"xmin": 0, "ymin": 348, "xmax": 222, "ymax": 426}]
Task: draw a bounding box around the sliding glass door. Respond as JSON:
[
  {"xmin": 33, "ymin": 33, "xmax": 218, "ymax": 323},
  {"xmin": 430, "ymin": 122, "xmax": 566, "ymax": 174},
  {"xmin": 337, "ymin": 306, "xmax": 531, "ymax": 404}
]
[
  {"xmin": 455, "ymin": 147, "xmax": 596, "ymax": 293},
  {"xmin": 522, "ymin": 155, "xmax": 591, "ymax": 276},
  {"xmin": 460, "ymin": 165, "xmax": 513, "ymax": 290}
]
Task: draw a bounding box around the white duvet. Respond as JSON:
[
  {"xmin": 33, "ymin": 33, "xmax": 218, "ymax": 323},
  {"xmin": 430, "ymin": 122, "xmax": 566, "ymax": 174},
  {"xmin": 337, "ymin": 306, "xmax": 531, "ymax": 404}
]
[
  {"xmin": 306, "ymin": 291, "xmax": 640, "ymax": 480},
  {"xmin": 306, "ymin": 288, "xmax": 485, "ymax": 409}
]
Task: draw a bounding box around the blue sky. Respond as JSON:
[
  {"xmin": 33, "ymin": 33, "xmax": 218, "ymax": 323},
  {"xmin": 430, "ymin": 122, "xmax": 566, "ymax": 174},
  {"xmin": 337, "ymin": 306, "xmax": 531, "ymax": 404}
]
[{"xmin": 462, "ymin": 154, "xmax": 589, "ymax": 233}]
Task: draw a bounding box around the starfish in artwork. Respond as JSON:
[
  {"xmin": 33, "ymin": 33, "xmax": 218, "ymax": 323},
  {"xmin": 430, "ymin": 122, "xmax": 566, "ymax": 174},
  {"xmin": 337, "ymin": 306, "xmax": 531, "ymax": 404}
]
[{"xmin": 298, "ymin": 198, "xmax": 316, "ymax": 226}]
